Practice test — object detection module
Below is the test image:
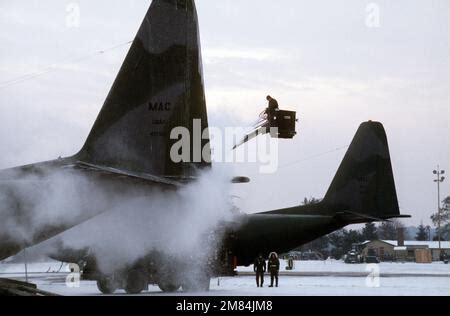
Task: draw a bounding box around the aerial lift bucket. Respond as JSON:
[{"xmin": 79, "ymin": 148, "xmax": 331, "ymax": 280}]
[{"xmin": 233, "ymin": 108, "xmax": 298, "ymax": 149}]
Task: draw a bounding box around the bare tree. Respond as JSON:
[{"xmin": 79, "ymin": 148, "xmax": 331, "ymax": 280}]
[{"xmin": 378, "ymin": 219, "xmax": 406, "ymax": 240}]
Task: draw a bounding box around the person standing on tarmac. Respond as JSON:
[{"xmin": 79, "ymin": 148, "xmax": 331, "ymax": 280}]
[
  {"xmin": 268, "ymin": 252, "xmax": 280, "ymax": 287},
  {"xmin": 253, "ymin": 254, "xmax": 267, "ymax": 288}
]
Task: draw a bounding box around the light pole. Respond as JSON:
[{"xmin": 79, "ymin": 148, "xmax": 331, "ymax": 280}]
[{"xmin": 433, "ymin": 166, "xmax": 445, "ymax": 260}]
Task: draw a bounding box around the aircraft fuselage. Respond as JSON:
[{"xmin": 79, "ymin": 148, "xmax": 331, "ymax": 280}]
[{"xmin": 230, "ymin": 214, "xmax": 344, "ymax": 266}]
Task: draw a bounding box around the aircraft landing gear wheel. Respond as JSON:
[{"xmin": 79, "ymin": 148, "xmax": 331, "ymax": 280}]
[
  {"xmin": 97, "ymin": 277, "xmax": 118, "ymax": 295},
  {"xmin": 157, "ymin": 264, "xmax": 181, "ymax": 292},
  {"xmin": 157, "ymin": 280, "xmax": 181, "ymax": 293},
  {"xmin": 125, "ymin": 269, "xmax": 147, "ymax": 295}
]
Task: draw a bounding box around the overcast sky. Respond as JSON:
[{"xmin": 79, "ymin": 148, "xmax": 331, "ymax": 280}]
[{"xmin": 0, "ymin": 0, "xmax": 449, "ymax": 226}]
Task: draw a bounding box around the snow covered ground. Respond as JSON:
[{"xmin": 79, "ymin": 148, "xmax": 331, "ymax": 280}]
[
  {"xmin": 1, "ymin": 260, "xmax": 449, "ymax": 296},
  {"xmin": 240, "ymin": 259, "xmax": 450, "ymax": 276}
]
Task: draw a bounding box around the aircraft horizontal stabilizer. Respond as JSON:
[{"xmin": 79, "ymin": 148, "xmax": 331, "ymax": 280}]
[
  {"xmin": 76, "ymin": 161, "xmax": 180, "ymax": 186},
  {"xmin": 335, "ymin": 211, "xmax": 411, "ymax": 224}
]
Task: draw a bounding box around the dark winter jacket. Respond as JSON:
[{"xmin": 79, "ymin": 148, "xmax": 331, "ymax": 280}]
[
  {"xmin": 254, "ymin": 257, "xmax": 266, "ymax": 273},
  {"xmin": 268, "ymin": 252, "xmax": 280, "ymax": 273},
  {"xmin": 268, "ymin": 98, "xmax": 279, "ymax": 111},
  {"xmin": 265, "ymin": 98, "xmax": 279, "ymax": 117}
]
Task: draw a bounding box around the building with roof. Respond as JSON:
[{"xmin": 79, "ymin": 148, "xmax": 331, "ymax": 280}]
[{"xmin": 359, "ymin": 240, "xmax": 450, "ymax": 262}]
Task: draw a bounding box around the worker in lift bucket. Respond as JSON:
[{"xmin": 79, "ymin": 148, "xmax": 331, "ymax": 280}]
[{"xmin": 264, "ymin": 95, "xmax": 279, "ymax": 124}]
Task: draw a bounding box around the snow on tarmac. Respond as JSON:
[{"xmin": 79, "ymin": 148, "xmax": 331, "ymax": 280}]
[
  {"xmin": 1, "ymin": 260, "xmax": 449, "ymax": 296},
  {"xmin": 240, "ymin": 259, "xmax": 450, "ymax": 275}
]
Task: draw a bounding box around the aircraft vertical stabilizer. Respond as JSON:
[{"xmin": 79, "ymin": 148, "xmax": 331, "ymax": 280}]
[
  {"xmin": 322, "ymin": 121, "xmax": 402, "ymax": 219},
  {"xmin": 78, "ymin": 0, "xmax": 210, "ymax": 178}
]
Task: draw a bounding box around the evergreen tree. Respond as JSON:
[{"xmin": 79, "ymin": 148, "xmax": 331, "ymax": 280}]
[
  {"xmin": 342, "ymin": 229, "xmax": 364, "ymax": 252},
  {"xmin": 328, "ymin": 229, "xmax": 364, "ymax": 259},
  {"xmin": 415, "ymin": 223, "xmax": 428, "ymax": 241},
  {"xmin": 362, "ymin": 222, "xmax": 378, "ymax": 241},
  {"xmin": 301, "ymin": 197, "xmax": 321, "ymax": 205},
  {"xmin": 300, "ymin": 235, "xmax": 329, "ymax": 259},
  {"xmin": 328, "ymin": 230, "xmax": 345, "ymax": 259}
]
